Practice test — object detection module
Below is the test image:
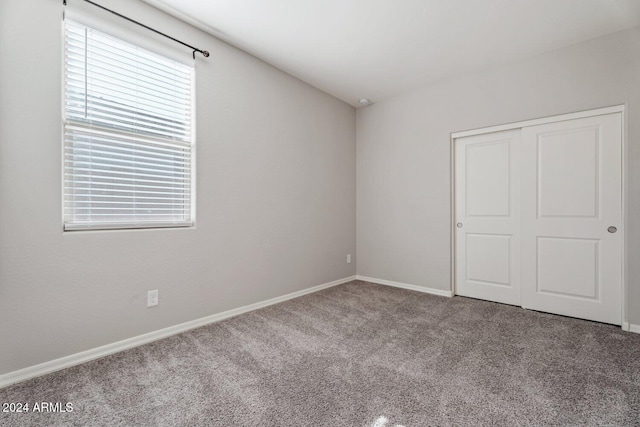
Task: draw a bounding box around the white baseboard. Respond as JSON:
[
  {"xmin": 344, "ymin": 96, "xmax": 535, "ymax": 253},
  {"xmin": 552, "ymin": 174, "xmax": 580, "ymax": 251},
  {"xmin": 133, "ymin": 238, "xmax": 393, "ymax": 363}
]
[
  {"xmin": 356, "ymin": 275, "xmax": 454, "ymax": 297},
  {"xmin": 0, "ymin": 275, "xmax": 356, "ymax": 389},
  {"xmin": 628, "ymin": 323, "xmax": 640, "ymax": 334}
]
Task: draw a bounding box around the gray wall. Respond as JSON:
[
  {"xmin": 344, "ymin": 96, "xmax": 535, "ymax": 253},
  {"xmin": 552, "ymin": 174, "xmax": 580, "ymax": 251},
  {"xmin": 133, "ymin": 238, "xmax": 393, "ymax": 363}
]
[
  {"xmin": 0, "ymin": 0, "xmax": 356, "ymax": 374},
  {"xmin": 357, "ymin": 27, "xmax": 640, "ymax": 323}
]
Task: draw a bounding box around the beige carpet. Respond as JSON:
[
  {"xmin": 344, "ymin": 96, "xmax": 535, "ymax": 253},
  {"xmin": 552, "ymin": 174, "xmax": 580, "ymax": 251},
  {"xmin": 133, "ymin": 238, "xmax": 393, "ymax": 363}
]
[{"xmin": 1, "ymin": 280, "xmax": 640, "ymax": 426}]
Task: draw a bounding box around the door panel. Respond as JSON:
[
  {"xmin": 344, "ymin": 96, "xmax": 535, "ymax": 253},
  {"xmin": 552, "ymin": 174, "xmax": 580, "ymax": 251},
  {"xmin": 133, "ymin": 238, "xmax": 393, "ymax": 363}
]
[
  {"xmin": 521, "ymin": 113, "xmax": 622, "ymax": 324},
  {"xmin": 466, "ymin": 141, "xmax": 511, "ymax": 217},
  {"xmin": 536, "ymin": 237, "xmax": 599, "ymax": 299},
  {"xmin": 537, "ymin": 127, "xmax": 600, "ymax": 218},
  {"xmin": 466, "ymin": 234, "xmax": 512, "ymax": 286},
  {"xmin": 455, "ymin": 130, "xmax": 521, "ymax": 306}
]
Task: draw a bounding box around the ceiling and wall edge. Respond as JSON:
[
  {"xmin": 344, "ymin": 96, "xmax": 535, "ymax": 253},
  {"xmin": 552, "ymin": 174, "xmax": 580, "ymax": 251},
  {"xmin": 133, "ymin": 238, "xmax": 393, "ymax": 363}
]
[{"xmin": 140, "ymin": 0, "xmax": 356, "ymax": 108}]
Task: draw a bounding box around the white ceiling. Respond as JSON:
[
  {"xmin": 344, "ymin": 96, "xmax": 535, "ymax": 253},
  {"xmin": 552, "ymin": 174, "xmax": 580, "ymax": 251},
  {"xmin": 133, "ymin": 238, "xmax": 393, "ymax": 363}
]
[{"xmin": 142, "ymin": 0, "xmax": 640, "ymax": 107}]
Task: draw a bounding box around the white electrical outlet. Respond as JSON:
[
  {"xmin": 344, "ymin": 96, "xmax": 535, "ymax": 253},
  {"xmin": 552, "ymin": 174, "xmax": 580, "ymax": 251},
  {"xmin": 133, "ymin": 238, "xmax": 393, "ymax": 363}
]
[
  {"xmin": 347, "ymin": 254, "xmax": 352, "ymax": 264},
  {"xmin": 147, "ymin": 290, "xmax": 159, "ymax": 307}
]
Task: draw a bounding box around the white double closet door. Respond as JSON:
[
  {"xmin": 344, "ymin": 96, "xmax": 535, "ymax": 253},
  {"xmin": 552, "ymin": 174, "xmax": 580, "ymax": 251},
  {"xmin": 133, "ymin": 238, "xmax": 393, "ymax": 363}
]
[{"xmin": 455, "ymin": 112, "xmax": 622, "ymax": 325}]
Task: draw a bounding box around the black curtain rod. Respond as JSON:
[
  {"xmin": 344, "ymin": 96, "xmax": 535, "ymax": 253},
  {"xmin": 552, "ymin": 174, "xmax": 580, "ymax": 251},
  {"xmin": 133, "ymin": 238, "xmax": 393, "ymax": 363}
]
[{"xmin": 63, "ymin": 0, "xmax": 210, "ymax": 59}]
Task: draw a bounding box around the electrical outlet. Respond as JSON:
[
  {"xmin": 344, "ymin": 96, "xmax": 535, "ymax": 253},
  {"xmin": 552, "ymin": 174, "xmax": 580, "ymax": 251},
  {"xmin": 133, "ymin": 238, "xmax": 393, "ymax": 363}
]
[
  {"xmin": 347, "ymin": 254, "xmax": 352, "ymax": 264},
  {"xmin": 147, "ymin": 290, "xmax": 159, "ymax": 307}
]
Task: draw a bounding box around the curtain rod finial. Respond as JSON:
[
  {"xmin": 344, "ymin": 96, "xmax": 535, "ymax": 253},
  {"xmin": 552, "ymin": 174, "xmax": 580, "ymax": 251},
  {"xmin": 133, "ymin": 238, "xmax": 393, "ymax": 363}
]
[{"xmin": 202, "ymin": 51, "xmax": 210, "ymax": 58}]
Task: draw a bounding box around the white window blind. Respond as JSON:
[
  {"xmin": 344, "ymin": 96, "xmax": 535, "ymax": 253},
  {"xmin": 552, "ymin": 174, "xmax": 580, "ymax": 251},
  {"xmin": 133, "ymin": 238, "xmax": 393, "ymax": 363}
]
[{"xmin": 64, "ymin": 20, "xmax": 194, "ymax": 231}]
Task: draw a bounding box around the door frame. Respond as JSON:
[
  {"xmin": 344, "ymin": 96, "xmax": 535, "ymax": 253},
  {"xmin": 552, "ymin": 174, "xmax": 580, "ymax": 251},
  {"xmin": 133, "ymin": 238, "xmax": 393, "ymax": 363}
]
[{"xmin": 449, "ymin": 105, "xmax": 628, "ymax": 329}]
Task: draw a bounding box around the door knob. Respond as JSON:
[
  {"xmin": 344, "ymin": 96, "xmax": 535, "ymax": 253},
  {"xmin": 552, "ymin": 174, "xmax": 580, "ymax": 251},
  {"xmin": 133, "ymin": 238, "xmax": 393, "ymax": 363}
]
[
  {"xmin": 456, "ymin": 222, "xmax": 463, "ymax": 228},
  {"xmin": 607, "ymin": 226, "xmax": 617, "ymax": 233}
]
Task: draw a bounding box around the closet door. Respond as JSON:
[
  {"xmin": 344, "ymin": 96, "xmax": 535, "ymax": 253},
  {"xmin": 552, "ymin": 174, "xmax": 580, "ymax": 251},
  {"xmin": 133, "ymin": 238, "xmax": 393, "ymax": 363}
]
[
  {"xmin": 520, "ymin": 113, "xmax": 622, "ymax": 324},
  {"xmin": 455, "ymin": 130, "xmax": 521, "ymax": 305}
]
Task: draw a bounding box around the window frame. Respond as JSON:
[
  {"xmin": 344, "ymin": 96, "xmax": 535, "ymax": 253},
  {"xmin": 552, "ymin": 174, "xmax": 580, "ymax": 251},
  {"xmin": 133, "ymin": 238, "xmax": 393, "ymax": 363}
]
[{"xmin": 62, "ymin": 19, "xmax": 196, "ymax": 232}]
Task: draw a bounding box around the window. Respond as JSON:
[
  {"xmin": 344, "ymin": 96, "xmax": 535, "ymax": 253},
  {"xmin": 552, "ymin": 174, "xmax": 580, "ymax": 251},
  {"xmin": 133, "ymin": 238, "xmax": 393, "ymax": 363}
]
[{"xmin": 63, "ymin": 20, "xmax": 194, "ymax": 231}]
